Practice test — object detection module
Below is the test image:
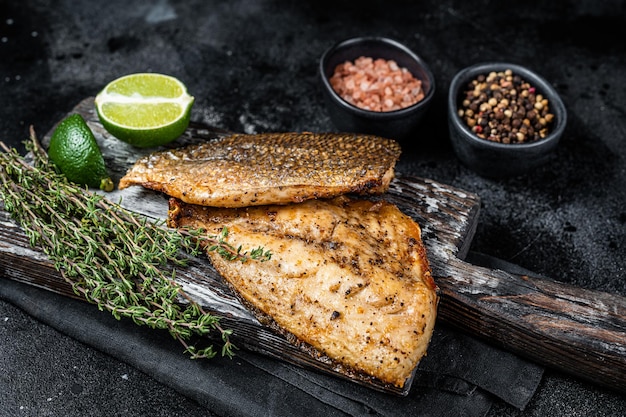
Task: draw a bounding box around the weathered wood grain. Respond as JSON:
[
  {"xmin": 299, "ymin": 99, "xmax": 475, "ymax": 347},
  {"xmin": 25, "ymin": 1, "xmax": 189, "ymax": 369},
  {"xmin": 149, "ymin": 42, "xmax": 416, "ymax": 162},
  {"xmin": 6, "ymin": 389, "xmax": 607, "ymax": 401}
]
[
  {"xmin": 1, "ymin": 97, "xmax": 625, "ymax": 395},
  {"xmin": 388, "ymin": 179, "xmax": 626, "ymax": 393},
  {"xmin": 436, "ymin": 259, "xmax": 626, "ymax": 392}
]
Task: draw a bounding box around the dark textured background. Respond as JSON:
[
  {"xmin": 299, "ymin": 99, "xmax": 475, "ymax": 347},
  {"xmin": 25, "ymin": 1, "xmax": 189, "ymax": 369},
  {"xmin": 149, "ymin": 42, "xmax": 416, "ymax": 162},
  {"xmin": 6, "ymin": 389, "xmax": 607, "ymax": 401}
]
[{"xmin": 1, "ymin": 0, "xmax": 625, "ymax": 416}]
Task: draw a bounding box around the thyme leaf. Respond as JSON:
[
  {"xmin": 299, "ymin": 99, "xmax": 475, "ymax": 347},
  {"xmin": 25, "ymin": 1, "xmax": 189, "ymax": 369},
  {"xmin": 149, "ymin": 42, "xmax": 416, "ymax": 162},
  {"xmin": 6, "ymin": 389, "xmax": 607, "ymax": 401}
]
[{"xmin": 0, "ymin": 126, "xmax": 271, "ymax": 359}]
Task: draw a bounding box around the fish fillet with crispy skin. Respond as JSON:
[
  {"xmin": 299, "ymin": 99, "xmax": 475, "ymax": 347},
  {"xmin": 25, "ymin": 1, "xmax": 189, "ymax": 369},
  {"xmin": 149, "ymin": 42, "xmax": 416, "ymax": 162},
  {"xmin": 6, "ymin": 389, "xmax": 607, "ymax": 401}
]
[
  {"xmin": 168, "ymin": 195, "xmax": 438, "ymax": 388},
  {"xmin": 119, "ymin": 132, "xmax": 401, "ymax": 207}
]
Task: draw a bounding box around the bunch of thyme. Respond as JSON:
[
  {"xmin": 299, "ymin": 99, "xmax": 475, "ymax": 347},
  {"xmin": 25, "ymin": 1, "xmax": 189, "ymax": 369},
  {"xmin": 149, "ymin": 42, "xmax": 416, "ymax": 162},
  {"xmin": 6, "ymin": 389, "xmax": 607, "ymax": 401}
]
[{"xmin": 0, "ymin": 127, "xmax": 271, "ymax": 359}]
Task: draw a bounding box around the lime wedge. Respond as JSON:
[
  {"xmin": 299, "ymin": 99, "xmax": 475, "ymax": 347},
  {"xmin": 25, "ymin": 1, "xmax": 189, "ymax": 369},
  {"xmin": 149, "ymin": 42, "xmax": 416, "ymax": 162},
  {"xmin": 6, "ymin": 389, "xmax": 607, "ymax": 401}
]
[{"xmin": 94, "ymin": 73, "xmax": 194, "ymax": 148}]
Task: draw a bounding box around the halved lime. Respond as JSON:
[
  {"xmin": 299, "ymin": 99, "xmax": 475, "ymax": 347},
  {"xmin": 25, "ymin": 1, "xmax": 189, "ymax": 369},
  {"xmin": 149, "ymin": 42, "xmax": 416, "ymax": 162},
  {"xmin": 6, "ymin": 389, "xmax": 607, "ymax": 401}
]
[
  {"xmin": 48, "ymin": 114, "xmax": 115, "ymax": 192},
  {"xmin": 94, "ymin": 73, "xmax": 195, "ymax": 148}
]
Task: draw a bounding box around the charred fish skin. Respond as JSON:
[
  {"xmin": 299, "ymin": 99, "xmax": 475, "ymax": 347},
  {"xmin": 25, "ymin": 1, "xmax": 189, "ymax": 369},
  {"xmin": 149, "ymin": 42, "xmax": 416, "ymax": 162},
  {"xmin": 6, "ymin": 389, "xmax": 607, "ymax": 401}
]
[
  {"xmin": 168, "ymin": 196, "xmax": 438, "ymax": 388},
  {"xmin": 119, "ymin": 132, "xmax": 402, "ymax": 207}
]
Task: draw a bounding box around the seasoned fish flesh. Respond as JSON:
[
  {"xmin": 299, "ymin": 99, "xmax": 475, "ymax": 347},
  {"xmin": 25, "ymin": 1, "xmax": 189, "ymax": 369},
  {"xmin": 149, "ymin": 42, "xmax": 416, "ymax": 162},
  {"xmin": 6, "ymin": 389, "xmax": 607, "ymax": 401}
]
[
  {"xmin": 119, "ymin": 132, "xmax": 401, "ymax": 207},
  {"xmin": 168, "ymin": 195, "xmax": 438, "ymax": 388}
]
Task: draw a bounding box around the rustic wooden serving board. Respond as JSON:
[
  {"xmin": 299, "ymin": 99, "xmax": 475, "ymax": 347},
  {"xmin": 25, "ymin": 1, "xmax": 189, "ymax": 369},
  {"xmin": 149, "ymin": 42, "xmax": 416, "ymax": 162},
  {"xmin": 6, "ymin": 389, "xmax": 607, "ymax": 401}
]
[{"xmin": 1, "ymin": 97, "xmax": 625, "ymax": 395}]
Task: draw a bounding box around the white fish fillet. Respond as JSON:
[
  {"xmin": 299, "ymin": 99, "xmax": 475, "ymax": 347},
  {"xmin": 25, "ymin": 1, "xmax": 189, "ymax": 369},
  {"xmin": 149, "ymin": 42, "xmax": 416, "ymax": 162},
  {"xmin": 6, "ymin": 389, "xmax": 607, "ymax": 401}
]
[{"xmin": 168, "ymin": 195, "xmax": 438, "ymax": 388}]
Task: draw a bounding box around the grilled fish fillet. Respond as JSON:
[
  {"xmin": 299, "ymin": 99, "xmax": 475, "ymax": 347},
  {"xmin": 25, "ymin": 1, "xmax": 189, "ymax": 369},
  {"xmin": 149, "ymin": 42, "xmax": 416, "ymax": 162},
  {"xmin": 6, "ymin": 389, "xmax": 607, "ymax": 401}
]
[
  {"xmin": 119, "ymin": 132, "xmax": 402, "ymax": 207},
  {"xmin": 168, "ymin": 195, "xmax": 438, "ymax": 388}
]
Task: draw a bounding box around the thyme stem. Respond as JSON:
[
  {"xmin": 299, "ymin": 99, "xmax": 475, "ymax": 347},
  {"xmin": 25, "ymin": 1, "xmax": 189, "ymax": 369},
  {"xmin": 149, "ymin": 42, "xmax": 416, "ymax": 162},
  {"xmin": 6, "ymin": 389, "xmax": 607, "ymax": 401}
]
[{"xmin": 0, "ymin": 127, "xmax": 270, "ymax": 359}]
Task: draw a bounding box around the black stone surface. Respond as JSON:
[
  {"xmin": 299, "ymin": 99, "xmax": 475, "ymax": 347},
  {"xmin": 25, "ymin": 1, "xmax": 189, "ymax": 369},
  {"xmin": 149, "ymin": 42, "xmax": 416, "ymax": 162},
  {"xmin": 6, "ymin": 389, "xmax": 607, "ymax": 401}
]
[{"xmin": 1, "ymin": 1, "xmax": 625, "ymax": 416}]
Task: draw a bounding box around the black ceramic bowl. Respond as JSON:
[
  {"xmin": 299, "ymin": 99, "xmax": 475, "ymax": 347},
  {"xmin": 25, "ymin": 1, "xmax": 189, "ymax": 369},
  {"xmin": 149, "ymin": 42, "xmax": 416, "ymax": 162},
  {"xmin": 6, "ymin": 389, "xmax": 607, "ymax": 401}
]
[
  {"xmin": 319, "ymin": 37, "xmax": 435, "ymax": 141},
  {"xmin": 448, "ymin": 62, "xmax": 567, "ymax": 178}
]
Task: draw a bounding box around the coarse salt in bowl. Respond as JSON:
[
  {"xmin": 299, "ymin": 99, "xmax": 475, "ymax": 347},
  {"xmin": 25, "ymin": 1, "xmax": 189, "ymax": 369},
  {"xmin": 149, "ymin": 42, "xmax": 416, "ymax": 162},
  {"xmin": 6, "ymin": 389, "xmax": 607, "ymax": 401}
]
[{"xmin": 319, "ymin": 36, "xmax": 435, "ymax": 142}]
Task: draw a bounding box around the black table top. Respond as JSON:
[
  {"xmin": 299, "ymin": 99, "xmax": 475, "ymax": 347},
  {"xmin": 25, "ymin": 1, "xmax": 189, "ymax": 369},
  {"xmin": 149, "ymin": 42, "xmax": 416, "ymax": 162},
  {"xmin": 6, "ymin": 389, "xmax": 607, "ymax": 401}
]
[{"xmin": 1, "ymin": 1, "xmax": 625, "ymax": 416}]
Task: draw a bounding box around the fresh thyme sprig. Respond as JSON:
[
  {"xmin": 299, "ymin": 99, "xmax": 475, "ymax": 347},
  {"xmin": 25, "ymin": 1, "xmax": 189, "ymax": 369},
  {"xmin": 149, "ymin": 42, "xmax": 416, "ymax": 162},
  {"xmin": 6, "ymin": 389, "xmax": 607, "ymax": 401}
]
[{"xmin": 0, "ymin": 127, "xmax": 271, "ymax": 359}]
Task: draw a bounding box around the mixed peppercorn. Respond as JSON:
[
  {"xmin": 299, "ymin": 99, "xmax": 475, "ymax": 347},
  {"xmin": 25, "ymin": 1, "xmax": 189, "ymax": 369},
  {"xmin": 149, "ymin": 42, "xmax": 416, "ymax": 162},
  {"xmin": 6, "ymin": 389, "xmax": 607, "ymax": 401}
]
[{"xmin": 457, "ymin": 69, "xmax": 555, "ymax": 144}]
